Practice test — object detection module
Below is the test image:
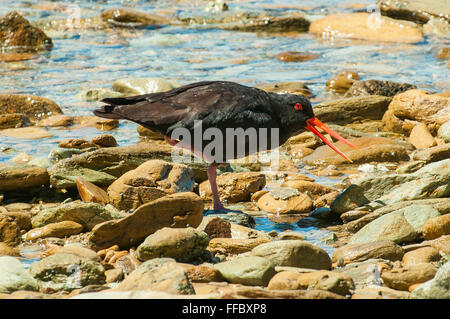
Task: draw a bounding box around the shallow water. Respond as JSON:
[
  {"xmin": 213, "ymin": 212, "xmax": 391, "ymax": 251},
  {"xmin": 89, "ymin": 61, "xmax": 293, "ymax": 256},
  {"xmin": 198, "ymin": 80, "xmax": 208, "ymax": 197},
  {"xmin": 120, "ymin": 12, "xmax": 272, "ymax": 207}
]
[{"xmin": 1, "ymin": 0, "xmax": 449, "ymax": 259}]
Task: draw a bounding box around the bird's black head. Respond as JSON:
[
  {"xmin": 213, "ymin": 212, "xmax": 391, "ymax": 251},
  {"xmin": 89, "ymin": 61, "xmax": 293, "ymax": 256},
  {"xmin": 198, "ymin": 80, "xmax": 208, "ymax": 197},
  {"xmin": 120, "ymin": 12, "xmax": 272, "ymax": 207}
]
[{"xmin": 269, "ymin": 92, "xmax": 359, "ymax": 162}]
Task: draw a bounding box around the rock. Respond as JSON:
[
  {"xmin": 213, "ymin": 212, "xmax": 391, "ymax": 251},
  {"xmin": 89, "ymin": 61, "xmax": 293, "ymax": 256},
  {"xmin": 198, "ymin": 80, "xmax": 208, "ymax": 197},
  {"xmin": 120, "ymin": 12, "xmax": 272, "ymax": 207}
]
[
  {"xmin": 101, "ymin": 8, "xmax": 168, "ymax": 27},
  {"xmin": 378, "ymin": 0, "xmax": 450, "ymax": 24},
  {"xmin": 344, "ymin": 80, "xmax": 416, "ymax": 98},
  {"xmin": 0, "ymin": 94, "xmax": 62, "ymax": 123},
  {"xmin": 326, "ymin": 71, "xmax": 359, "ymax": 94},
  {"xmin": 310, "ymin": 13, "xmax": 423, "ymax": 43},
  {"xmin": 412, "ymin": 143, "xmax": 450, "ymax": 163},
  {"xmin": 59, "ymin": 139, "xmax": 97, "ymax": 150},
  {"xmin": 179, "ymin": 263, "xmax": 225, "ymax": 283},
  {"xmin": 303, "ymin": 137, "xmax": 409, "ymax": 165},
  {"xmin": 313, "ymin": 192, "xmax": 340, "ymax": 208},
  {"xmin": 204, "ymin": 0, "xmax": 228, "ymax": 13},
  {"xmin": 76, "ymin": 177, "xmax": 109, "ymax": 205},
  {"xmin": 77, "ymin": 88, "xmax": 124, "ymax": 102},
  {"xmin": 256, "ymin": 187, "xmax": 313, "ymax": 214},
  {"xmin": 49, "ymin": 142, "xmax": 209, "ymax": 190},
  {"xmin": 0, "ymin": 52, "xmax": 37, "ymax": 62},
  {"xmin": 136, "ymin": 227, "xmax": 209, "ymax": 262},
  {"xmin": 94, "ymin": 118, "xmax": 119, "ymax": 131},
  {"xmin": 381, "ymin": 263, "xmax": 437, "ymax": 291},
  {"xmin": 90, "ymin": 135, "xmax": 117, "ymax": 148},
  {"xmin": 0, "ymin": 11, "xmax": 52, "ymax": 52},
  {"xmin": 382, "ymin": 90, "xmax": 450, "ymax": 135},
  {"xmin": 402, "ymin": 247, "xmax": 441, "ymax": 266},
  {"xmin": 334, "ymin": 259, "xmax": 387, "ymax": 288},
  {"xmin": 221, "ymin": 13, "xmax": 310, "ymax": 33},
  {"xmin": 0, "ymin": 165, "xmax": 49, "ymax": 192},
  {"xmin": 137, "ymin": 125, "xmax": 165, "ymax": 139},
  {"xmin": 31, "ymin": 200, "xmax": 124, "ymax": 231},
  {"xmin": 107, "ymin": 160, "xmax": 195, "ymax": 211},
  {"xmin": 112, "ymin": 78, "xmax": 180, "ymax": 96},
  {"xmin": 37, "ymin": 115, "xmax": 72, "ymax": 127},
  {"xmin": 278, "ymin": 231, "xmax": 305, "ymax": 241},
  {"xmin": 0, "ymin": 256, "xmax": 39, "ymax": 293},
  {"xmin": 276, "ymin": 51, "xmax": 319, "ymax": 62},
  {"xmin": 281, "ymin": 180, "xmax": 336, "ymax": 199},
  {"xmin": 25, "ymin": 221, "xmax": 83, "ymax": 242},
  {"xmin": 203, "ymin": 212, "xmax": 255, "ymax": 228},
  {"xmin": 46, "ymin": 246, "xmax": 101, "ymax": 263},
  {"xmin": 199, "ymin": 172, "xmax": 265, "ymax": 203},
  {"xmin": 410, "ymin": 260, "xmax": 450, "ymax": 299},
  {"xmin": 88, "ymin": 192, "xmax": 204, "ymax": 250},
  {"xmin": 312, "ymin": 96, "xmax": 392, "ymax": 125},
  {"xmin": 251, "ymin": 240, "xmax": 331, "ymax": 270},
  {"xmin": 332, "ymin": 241, "xmax": 404, "ymax": 267},
  {"xmin": 0, "ymin": 113, "xmax": 29, "ymax": 129},
  {"xmin": 204, "ymin": 217, "xmax": 231, "ymax": 239},
  {"xmin": 105, "ymin": 269, "xmax": 123, "ymax": 283},
  {"xmin": 437, "ymin": 121, "xmax": 450, "ymax": 142},
  {"xmin": 207, "ymin": 237, "xmax": 271, "ymax": 255},
  {"xmin": 267, "ymin": 270, "xmax": 354, "ymax": 296},
  {"xmin": 114, "ymin": 254, "xmax": 141, "ymax": 276},
  {"xmin": 116, "ymin": 258, "xmax": 194, "ymax": 294},
  {"xmin": 352, "ymin": 286, "xmax": 410, "ymax": 299},
  {"xmin": 29, "ymin": 253, "xmax": 105, "ymax": 292},
  {"xmin": 340, "ymin": 210, "xmax": 372, "ymax": 223},
  {"xmin": 409, "ymin": 123, "xmax": 437, "ymax": 149},
  {"xmin": 0, "ymin": 242, "xmax": 20, "ymax": 257},
  {"xmin": 255, "ymin": 82, "xmax": 313, "ymax": 98},
  {"xmin": 214, "ymin": 256, "xmax": 276, "ymax": 286},
  {"xmin": 0, "ymin": 214, "xmax": 21, "ymax": 246},
  {"xmin": 0, "ymin": 127, "xmax": 54, "ymax": 140},
  {"xmin": 349, "ymin": 204, "xmax": 441, "ymax": 245},
  {"xmin": 422, "ymin": 214, "xmax": 450, "ymax": 240}
]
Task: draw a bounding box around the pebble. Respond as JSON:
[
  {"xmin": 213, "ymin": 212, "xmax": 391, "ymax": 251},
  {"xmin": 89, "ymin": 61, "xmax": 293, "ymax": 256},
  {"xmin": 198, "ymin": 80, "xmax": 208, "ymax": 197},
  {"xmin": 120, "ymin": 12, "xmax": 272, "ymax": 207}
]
[{"xmin": 276, "ymin": 51, "xmax": 319, "ymax": 62}]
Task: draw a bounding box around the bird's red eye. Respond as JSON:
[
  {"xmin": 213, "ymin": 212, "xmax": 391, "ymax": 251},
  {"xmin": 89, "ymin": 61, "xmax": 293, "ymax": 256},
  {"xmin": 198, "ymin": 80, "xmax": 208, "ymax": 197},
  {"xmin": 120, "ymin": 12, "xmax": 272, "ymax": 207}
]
[{"xmin": 294, "ymin": 103, "xmax": 303, "ymax": 110}]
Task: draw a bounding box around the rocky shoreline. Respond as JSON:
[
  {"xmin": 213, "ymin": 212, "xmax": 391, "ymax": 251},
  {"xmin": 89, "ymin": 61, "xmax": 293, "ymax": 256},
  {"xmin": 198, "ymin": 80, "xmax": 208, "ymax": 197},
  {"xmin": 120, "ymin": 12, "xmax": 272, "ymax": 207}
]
[{"xmin": 0, "ymin": 0, "xmax": 449, "ymax": 300}]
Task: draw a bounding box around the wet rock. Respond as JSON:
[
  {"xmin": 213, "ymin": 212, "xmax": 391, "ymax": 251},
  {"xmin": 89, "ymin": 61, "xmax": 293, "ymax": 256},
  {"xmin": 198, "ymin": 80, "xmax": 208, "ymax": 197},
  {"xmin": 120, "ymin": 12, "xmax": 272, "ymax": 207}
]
[
  {"xmin": 29, "ymin": 253, "xmax": 105, "ymax": 292},
  {"xmin": 412, "ymin": 143, "xmax": 450, "ymax": 163},
  {"xmin": 422, "ymin": 214, "xmax": 450, "ymax": 240},
  {"xmin": 255, "ymin": 82, "xmax": 313, "ymax": 98},
  {"xmin": 179, "ymin": 263, "xmax": 225, "ymax": 283},
  {"xmin": 251, "ymin": 240, "xmax": 331, "ymax": 270},
  {"xmin": 107, "ymin": 160, "xmax": 194, "ymax": 211},
  {"xmin": 437, "ymin": 120, "xmax": 450, "ymax": 142},
  {"xmin": 77, "ymin": 88, "xmax": 124, "ymax": 102},
  {"xmin": 25, "ymin": 221, "xmax": 83, "ymax": 242},
  {"xmin": 281, "ymin": 180, "xmax": 337, "ymax": 200},
  {"xmin": 349, "ymin": 204, "xmax": 441, "ymax": 245},
  {"xmin": 207, "ymin": 237, "xmax": 271, "ymax": 255},
  {"xmin": 0, "ymin": 214, "xmax": 21, "ymax": 246},
  {"xmin": 256, "ymin": 187, "xmax": 313, "ymax": 214},
  {"xmin": 0, "ymin": 94, "xmax": 62, "ymax": 123},
  {"xmin": 116, "ymin": 258, "xmax": 194, "ymax": 294},
  {"xmin": 410, "ymin": 260, "xmax": 450, "ymax": 299},
  {"xmin": 0, "ymin": 165, "xmax": 49, "ymax": 192},
  {"xmin": 205, "ymin": 0, "xmax": 228, "ymax": 13},
  {"xmin": 381, "ymin": 263, "xmax": 437, "ymax": 291},
  {"xmin": 59, "ymin": 139, "xmax": 97, "ymax": 150},
  {"xmin": 313, "ymin": 96, "xmax": 392, "ymax": 125},
  {"xmin": 112, "ymin": 77, "xmax": 180, "ymax": 96},
  {"xmin": 304, "ymin": 137, "xmax": 409, "ymax": 166},
  {"xmin": 344, "ymin": 80, "xmax": 416, "ymax": 98},
  {"xmin": 402, "ymin": 247, "xmax": 441, "ymax": 266},
  {"xmin": 31, "ymin": 200, "xmax": 125, "ymax": 231},
  {"xmin": 137, "ymin": 125, "xmax": 165, "ymax": 139},
  {"xmin": 49, "ymin": 142, "xmax": 209, "ymax": 189},
  {"xmin": 409, "ymin": 123, "xmax": 437, "ymax": 149},
  {"xmin": 136, "ymin": 227, "xmax": 209, "ymax": 262},
  {"xmin": 326, "ymin": 71, "xmax": 359, "ymax": 94},
  {"xmin": 199, "ymin": 172, "xmax": 265, "ymax": 203},
  {"xmin": 215, "ymin": 256, "xmax": 276, "ymax": 286},
  {"xmin": 0, "ymin": 52, "xmax": 37, "ymax": 62},
  {"xmin": 352, "ymin": 286, "xmax": 410, "ymax": 299},
  {"xmin": 88, "ymin": 192, "xmax": 204, "ymax": 250},
  {"xmin": 221, "ymin": 13, "xmax": 310, "ymax": 33},
  {"xmin": 76, "ymin": 177, "xmax": 109, "ymax": 205},
  {"xmin": 332, "ymin": 241, "xmax": 404, "ymax": 267},
  {"xmin": 310, "ymin": 13, "xmax": 423, "ymax": 43},
  {"xmin": 382, "ymin": 90, "xmax": 450, "ymax": 135},
  {"xmin": 90, "ymin": 134, "xmax": 117, "ymax": 148},
  {"xmin": 313, "ymin": 192, "xmax": 340, "ymax": 208},
  {"xmin": 0, "ymin": 113, "xmax": 30, "ymax": 129},
  {"xmin": 37, "ymin": 114, "xmax": 72, "ymax": 127},
  {"xmin": 0, "ymin": 242, "xmax": 20, "ymax": 257},
  {"xmin": 267, "ymin": 270, "xmax": 354, "ymax": 296},
  {"xmin": 0, "ymin": 256, "xmax": 39, "ymax": 293},
  {"xmin": 276, "ymin": 51, "xmax": 319, "ymax": 62},
  {"xmin": 0, "ymin": 127, "xmax": 54, "ymax": 140},
  {"xmin": 0, "ymin": 11, "xmax": 52, "ymax": 52},
  {"xmin": 101, "ymin": 8, "xmax": 168, "ymax": 28},
  {"xmin": 378, "ymin": 0, "xmax": 449, "ymax": 25},
  {"xmin": 204, "ymin": 217, "xmax": 231, "ymax": 239}
]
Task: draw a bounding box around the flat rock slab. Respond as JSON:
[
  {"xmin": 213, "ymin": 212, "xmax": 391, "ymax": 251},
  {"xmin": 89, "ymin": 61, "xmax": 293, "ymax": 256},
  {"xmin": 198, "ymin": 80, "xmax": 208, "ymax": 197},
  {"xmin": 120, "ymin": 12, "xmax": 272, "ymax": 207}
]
[{"xmin": 0, "ymin": 165, "xmax": 49, "ymax": 192}]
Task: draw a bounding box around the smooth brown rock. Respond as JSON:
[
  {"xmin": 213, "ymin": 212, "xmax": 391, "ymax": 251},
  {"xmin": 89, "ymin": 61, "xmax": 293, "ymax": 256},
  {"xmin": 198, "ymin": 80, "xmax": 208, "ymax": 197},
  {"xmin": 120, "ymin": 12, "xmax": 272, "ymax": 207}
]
[
  {"xmin": 409, "ymin": 123, "xmax": 437, "ymax": 149},
  {"xmin": 105, "ymin": 268, "xmax": 123, "ymax": 283},
  {"xmin": 326, "ymin": 71, "xmax": 359, "ymax": 94},
  {"xmin": 76, "ymin": 177, "xmax": 109, "ymax": 205},
  {"xmin": 101, "ymin": 8, "xmax": 168, "ymax": 27},
  {"xmin": 43, "ymin": 246, "xmax": 101, "ymax": 263},
  {"xmin": 107, "ymin": 160, "xmax": 195, "ymax": 211},
  {"xmin": 255, "ymin": 82, "xmax": 313, "ymax": 98},
  {"xmin": 59, "ymin": 139, "xmax": 97, "ymax": 149},
  {"xmin": 88, "ymin": 192, "xmax": 204, "ymax": 250},
  {"xmin": 332, "ymin": 241, "xmax": 404, "ymax": 267},
  {"xmin": 0, "ymin": 127, "xmax": 54, "ymax": 140},
  {"xmin": 402, "ymin": 247, "xmax": 441, "ymax": 266},
  {"xmin": 199, "ymin": 172, "xmax": 265, "ymax": 203},
  {"xmin": 412, "ymin": 143, "xmax": 450, "ymax": 163},
  {"xmin": 0, "ymin": 165, "xmax": 49, "ymax": 192},
  {"xmin": 25, "ymin": 221, "xmax": 83, "ymax": 242},
  {"xmin": 256, "ymin": 188, "xmax": 313, "ymax": 214},
  {"xmin": 204, "ymin": 217, "xmax": 231, "ymax": 239},
  {"xmin": 0, "ymin": 215, "xmax": 21, "ymax": 246},
  {"xmin": 37, "ymin": 115, "xmax": 72, "ymax": 127},
  {"xmin": 276, "ymin": 51, "xmax": 319, "ymax": 62},
  {"xmin": 0, "ymin": 94, "xmax": 61, "ymax": 122},
  {"xmin": 207, "ymin": 237, "xmax": 271, "ymax": 255},
  {"xmin": 90, "ymin": 134, "xmax": 117, "ymax": 148},
  {"xmin": 313, "ymin": 192, "xmax": 340, "ymax": 208},
  {"xmin": 340, "ymin": 210, "xmax": 372, "ymax": 223},
  {"xmin": 281, "ymin": 180, "xmax": 337, "ymax": 199},
  {"xmin": 179, "ymin": 263, "xmax": 225, "ymax": 283},
  {"xmin": 137, "ymin": 125, "xmax": 165, "ymax": 139},
  {"xmin": 352, "ymin": 286, "xmax": 410, "ymax": 299},
  {"xmin": 381, "ymin": 263, "xmax": 438, "ymax": 291},
  {"xmin": 0, "ymin": 211, "xmax": 31, "ymax": 231},
  {"xmin": 422, "ymin": 214, "xmax": 450, "ymax": 240},
  {"xmin": 94, "ymin": 118, "xmax": 119, "ymax": 131}
]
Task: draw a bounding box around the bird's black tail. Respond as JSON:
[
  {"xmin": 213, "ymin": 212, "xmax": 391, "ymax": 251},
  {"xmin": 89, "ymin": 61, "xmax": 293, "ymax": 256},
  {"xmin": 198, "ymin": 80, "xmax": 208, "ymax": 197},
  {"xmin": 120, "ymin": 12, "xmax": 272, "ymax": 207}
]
[{"xmin": 93, "ymin": 104, "xmax": 124, "ymax": 119}]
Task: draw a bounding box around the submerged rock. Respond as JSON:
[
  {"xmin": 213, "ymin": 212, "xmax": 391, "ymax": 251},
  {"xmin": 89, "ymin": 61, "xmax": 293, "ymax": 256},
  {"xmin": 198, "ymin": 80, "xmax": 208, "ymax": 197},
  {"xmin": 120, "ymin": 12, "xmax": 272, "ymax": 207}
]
[
  {"xmin": 0, "ymin": 94, "xmax": 62, "ymax": 123},
  {"xmin": 220, "ymin": 13, "xmax": 310, "ymax": 33},
  {"xmin": 101, "ymin": 8, "xmax": 169, "ymax": 28},
  {"xmin": 0, "ymin": 113, "xmax": 30, "ymax": 129}
]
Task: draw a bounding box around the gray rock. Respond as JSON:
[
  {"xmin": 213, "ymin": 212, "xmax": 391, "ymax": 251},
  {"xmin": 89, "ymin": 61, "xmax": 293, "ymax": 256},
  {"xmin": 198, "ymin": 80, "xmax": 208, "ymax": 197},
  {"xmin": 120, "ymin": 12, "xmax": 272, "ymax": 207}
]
[
  {"xmin": 31, "ymin": 200, "xmax": 125, "ymax": 231},
  {"xmin": 438, "ymin": 121, "xmax": 450, "ymax": 142},
  {"xmin": 330, "ymin": 185, "xmax": 370, "ymax": 215},
  {"xmin": 411, "ymin": 260, "xmax": 450, "ymax": 299},
  {"xmin": 334, "ymin": 259, "xmax": 389, "ymax": 289},
  {"xmin": 344, "ymin": 80, "xmax": 416, "ymax": 98},
  {"xmin": 29, "ymin": 253, "xmax": 105, "ymax": 292},
  {"xmin": 214, "ymin": 256, "xmax": 276, "ymax": 286},
  {"xmin": 251, "ymin": 240, "xmax": 331, "ymax": 270},
  {"xmin": 0, "ymin": 256, "xmax": 39, "ymax": 293}
]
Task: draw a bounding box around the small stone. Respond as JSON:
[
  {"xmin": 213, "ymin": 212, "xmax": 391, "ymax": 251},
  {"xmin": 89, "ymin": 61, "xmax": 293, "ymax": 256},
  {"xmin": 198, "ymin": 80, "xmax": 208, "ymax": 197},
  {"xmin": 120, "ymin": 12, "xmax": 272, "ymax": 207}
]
[
  {"xmin": 345, "ymin": 80, "xmax": 416, "ymax": 98},
  {"xmin": 90, "ymin": 134, "xmax": 117, "ymax": 148},
  {"xmin": 326, "ymin": 71, "xmax": 359, "ymax": 94},
  {"xmin": 340, "ymin": 210, "xmax": 372, "ymax": 223},
  {"xmin": 409, "ymin": 123, "xmax": 437, "ymax": 149},
  {"xmin": 95, "ymin": 118, "xmax": 119, "ymax": 131},
  {"xmin": 76, "ymin": 177, "xmax": 109, "ymax": 205},
  {"xmin": 179, "ymin": 263, "xmax": 225, "ymax": 283},
  {"xmin": 0, "ymin": 94, "xmax": 61, "ymax": 123},
  {"xmin": 105, "ymin": 269, "xmax": 123, "ymax": 283},
  {"xmin": 59, "ymin": 139, "xmax": 97, "ymax": 149},
  {"xmin": 276, "ymin": 51, "xmax": 319, "ymax": 62},
  {"xmin": 412, "ymin": 143, "xmax": 450, "ymax": 163},
  {"xmin": 37, "ymin": 115, "xmax": 72, "ymax": 127},
  {"xmin": 204, "ymin": 217, "xmax": 231, "ymax": 239}
]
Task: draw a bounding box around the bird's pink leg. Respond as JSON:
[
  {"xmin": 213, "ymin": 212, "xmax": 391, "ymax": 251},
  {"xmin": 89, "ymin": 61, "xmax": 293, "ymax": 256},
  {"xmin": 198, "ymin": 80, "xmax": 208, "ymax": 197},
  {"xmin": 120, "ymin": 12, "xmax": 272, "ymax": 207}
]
[{"xmin": 207, "ymin": 162, "xmax": 226, "ymax": 210}]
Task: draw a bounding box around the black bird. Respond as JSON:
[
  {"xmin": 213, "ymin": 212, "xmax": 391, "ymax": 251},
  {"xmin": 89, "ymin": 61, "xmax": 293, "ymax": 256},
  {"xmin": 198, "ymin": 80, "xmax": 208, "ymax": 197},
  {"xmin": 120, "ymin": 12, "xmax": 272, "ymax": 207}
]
[{"xmin": 94, "ymin": 81, "xmax": 357, "ymax": 210}]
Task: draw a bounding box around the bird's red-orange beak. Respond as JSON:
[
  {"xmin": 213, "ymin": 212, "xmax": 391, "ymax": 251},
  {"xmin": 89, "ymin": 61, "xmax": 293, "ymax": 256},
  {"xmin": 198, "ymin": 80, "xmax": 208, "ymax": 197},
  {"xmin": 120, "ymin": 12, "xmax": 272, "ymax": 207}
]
[{"xmin": 305, "ymin": 117, "xmax": 359, "ymax": 162}]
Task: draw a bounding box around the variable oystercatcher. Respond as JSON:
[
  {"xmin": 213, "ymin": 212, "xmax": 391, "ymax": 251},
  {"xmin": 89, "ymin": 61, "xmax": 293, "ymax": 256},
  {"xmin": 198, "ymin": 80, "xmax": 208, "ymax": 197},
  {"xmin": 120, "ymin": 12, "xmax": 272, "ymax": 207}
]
[{"xmin": 94, "ymin": 81, "xmax": 357, "ymax": 211}]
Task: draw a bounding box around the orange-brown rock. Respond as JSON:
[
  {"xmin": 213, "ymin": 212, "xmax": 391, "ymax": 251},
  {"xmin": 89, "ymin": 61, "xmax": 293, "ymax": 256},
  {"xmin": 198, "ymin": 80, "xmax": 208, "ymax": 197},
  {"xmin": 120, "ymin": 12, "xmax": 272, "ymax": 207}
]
[
  {"xmin": 207, "ymin": 237, "xmax": 271, "ymax": 255},
  {"xmin": 276, "ymin": 51, "xmax": 319, "ymax": 62},
  {"xmin": 90, "ymin": 134, "xmax": 117, "ymax": 148},
  {"xmin": 76, "ymin": 177, "xmax": 109, "ymax": 205},
  {"xmin": 256, "ymin": 187, "xmax": 313, "ymax": 214},
  {"xmin": 25, "ymin": 221, "xmax": 83, "ymax": 241},
  {"xmin": 422, "ymin": 214, "xmax": 450, "ymax": 240},
  {"xmin": 409, "ymin": 123, "xmax": 437, "ymax": 149},
  {"xmin": 204, "ymin": 217, "xmax": 231, "ymax": 239},
  {"xmin": 402, "ymin": 247, "xmax": 441, "ymax": 266}
]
